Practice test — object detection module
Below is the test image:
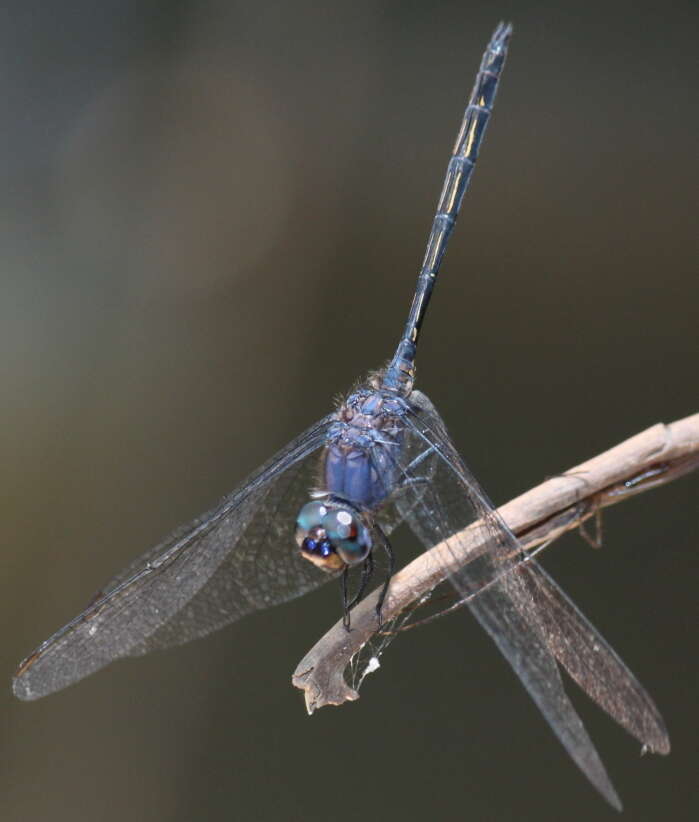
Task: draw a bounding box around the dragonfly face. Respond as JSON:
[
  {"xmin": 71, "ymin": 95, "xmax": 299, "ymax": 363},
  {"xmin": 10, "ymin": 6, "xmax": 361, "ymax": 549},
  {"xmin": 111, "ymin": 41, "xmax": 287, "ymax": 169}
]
[{"xmin": 295, "ymin": 497, "xmax": 372, "ymax": 570}]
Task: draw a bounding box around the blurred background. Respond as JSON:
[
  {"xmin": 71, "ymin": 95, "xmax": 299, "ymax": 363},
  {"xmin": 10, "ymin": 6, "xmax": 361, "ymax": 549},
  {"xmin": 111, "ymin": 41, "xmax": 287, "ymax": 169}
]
[{"xmin": 1, "ymin": 1, "xmax": 697, "ymax": 820}]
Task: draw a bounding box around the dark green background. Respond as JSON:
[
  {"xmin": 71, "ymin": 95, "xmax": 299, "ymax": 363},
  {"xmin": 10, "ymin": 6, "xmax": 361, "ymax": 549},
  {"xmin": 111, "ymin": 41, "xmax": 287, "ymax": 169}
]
[{"xmin": 2, "ymin": 2, "xmax": 697, "ymax": 820}]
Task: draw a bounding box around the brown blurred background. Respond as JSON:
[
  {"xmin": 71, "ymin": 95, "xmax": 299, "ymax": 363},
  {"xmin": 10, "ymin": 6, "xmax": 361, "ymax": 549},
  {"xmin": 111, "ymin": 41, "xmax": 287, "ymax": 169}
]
[{"xmin": 1, "ymin": 1, "xmax": 697, "ymax": 820}]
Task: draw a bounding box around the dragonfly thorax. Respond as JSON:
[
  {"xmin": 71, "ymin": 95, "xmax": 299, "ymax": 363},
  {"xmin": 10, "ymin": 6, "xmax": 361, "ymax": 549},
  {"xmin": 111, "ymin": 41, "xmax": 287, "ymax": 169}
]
[{"xmin": 324, "ymin": 387, "xmax": 406, "ymax": 509}]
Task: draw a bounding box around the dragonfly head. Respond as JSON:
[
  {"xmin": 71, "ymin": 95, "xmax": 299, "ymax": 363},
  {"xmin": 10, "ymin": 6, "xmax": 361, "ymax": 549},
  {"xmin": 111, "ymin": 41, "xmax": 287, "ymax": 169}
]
[{"xmin": 295, "ymin": 497, "xmax": 372, "ymax": 571}]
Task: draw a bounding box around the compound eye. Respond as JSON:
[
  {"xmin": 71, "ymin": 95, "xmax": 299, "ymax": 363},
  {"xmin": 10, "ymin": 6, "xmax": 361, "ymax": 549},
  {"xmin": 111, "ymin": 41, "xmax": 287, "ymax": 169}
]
[
  {"xmin": 295, "ymin": 500, "xmax": 328, "ymax": 546},
  {"xmin": 322, "ymin": 508, "xmax": 372, "ymax": 565}
]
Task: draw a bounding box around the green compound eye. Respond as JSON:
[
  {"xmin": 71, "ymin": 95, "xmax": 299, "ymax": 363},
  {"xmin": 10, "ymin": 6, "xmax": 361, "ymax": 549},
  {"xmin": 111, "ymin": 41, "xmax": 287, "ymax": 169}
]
[
  {"xmin": 295, "ymin": 500, "xmax": 328, "ymax": 536},
  {"xmin": 322, "ymin": 508, "xmax": 372, "ymax": 565}
]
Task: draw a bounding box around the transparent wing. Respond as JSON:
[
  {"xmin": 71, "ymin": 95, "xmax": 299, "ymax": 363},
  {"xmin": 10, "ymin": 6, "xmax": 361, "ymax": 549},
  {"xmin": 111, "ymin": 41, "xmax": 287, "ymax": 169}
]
[
  {"xmin": 403, "ymin": 391, "xmax": 669, "ymax": 753},
  {"xmin": 517, "ymin": 561, "xmax": 670, "ymax": 754},
  {"xmin": 395, "ymin": 390, "xmax": 623, "ymax": 809},
  {"xmin": 13, "ymin": 416, "xmax": 335, "ymax": 701}
]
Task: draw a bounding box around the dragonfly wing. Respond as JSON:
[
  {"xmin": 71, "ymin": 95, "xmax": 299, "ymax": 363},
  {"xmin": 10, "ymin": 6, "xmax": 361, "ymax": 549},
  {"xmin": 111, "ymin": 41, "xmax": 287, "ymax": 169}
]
[
  {"xmin": 519, "ymin": 562, "xmax": 670, "ymax": 754},
  {"xmin": 395, "ymin": 390, "xmax": 622, "ymax": 809},
  {"xmin": 405, "ymin": 391, "xmax": 668, "ymax": 753},
  {"xmin": 14, "ymin": 416, "xmax": 334, "ymax": 701}
]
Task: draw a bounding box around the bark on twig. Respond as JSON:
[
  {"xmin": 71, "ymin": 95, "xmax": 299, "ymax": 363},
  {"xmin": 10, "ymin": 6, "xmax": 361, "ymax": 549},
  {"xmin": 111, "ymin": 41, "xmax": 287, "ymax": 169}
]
[{"xmin": 292, "ymin": 413, "xmax": 699, "ymax": 713}]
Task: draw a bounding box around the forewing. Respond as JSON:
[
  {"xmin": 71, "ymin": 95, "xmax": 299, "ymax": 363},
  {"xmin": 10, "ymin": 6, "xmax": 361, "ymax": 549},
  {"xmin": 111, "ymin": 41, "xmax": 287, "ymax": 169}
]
[
  {"xmin": 13, "ymin": 416, "xmax": 334, "ymax": 701},
  {"xmin": 395, "ymin": 390, "xmax": 622, "ymax": 809}
]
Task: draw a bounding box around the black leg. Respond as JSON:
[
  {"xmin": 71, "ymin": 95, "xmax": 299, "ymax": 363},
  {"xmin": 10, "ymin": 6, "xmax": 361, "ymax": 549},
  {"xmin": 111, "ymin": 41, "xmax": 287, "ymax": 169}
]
[
  {"xmin": 341, "ymin": 567, "xmax": 351, "ymax": 631},
  {"xmin": 376, "ymin": 537, "xmax": 395, "ymax": 628},
  {"xmin": 341, "ymin": 554, "xmax": 375, "ymax": 632},
  {"xmin": 347, "ymin": 552, "xmax": 374, "ymax": 610}
]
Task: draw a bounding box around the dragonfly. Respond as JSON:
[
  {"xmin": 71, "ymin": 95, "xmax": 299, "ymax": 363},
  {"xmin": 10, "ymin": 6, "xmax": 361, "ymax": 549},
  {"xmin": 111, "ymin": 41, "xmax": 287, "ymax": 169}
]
[{"xmin": 13, "ymin": 23, "xmax": 669, "ymax": 810}]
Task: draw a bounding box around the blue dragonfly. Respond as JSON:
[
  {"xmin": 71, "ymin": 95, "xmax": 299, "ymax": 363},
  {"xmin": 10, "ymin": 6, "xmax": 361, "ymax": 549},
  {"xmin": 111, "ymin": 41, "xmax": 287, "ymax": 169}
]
[{"xmin": 13, "ymin": 23, "xmax": 668, "ymax": 809}]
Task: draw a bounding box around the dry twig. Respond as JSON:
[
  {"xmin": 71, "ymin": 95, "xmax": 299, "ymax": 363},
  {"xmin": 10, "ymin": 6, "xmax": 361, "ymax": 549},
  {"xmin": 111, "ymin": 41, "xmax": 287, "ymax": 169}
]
[{"xmin": 292, "ymin": 413, "xmax": 699, "ymax": 713}]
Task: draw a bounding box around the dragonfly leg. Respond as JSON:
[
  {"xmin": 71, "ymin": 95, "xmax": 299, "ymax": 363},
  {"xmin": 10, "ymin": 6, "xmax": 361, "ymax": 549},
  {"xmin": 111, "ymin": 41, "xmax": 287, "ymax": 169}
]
[
  {"xmin": 341, "ymin": 568, "xmax": 351, "ymax": 631},
  {"xmin": 376, "ymin": 536, "xmax": 396, "ymax": 628},
  {"xmin": 342, "ymin": 554, "xmax": 375, "ymax": 631},
  {"xmin": 348, "ymin": 552, "xmax": 374, "ymax": 610}
]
